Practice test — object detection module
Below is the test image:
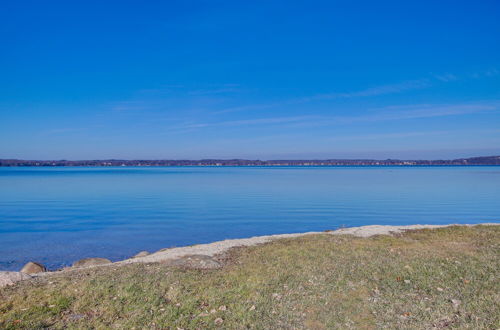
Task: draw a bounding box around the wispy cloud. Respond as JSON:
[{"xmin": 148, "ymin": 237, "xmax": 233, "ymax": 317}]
[
  {"xmin": 137, "ymin": 84, "xmax": 241, "ymax": 96},
  {"xmin": 107, "ymin": 68, "xmax": 498, "ymax": 117},
  {"xmin": 345, "ymin": 103, "xmax": 498, "ymax": 122},
  {"xmin": 212, "ymin": 103, "xmax": 276, "ymax": 114},
  {"xmin": 179, "ymin": 115, "xmax": 315, "ymax": 129},
  {"xmin": 187, "ymin": 87, "xmax": 241, "ymax": 96},
  {"xmin": 287, "ymin": 102, "xmax": 499, "ymax": 129},
  {"xmin": 327, "ymin": 130, "xmax": 452, "ymax": 142},
  {"xmin": 110, "ymin": 101, "xmax": 157, "ymax": 112},
  {"xmin": 214, "ymin": 79, "xmax": 431, "ymax": 114},
  {"xmin": 40, "ymin": 127, "xmax": 90, "ymax": 136},
  {"xmin": 433, "ymin": 73, "xmax": 458, "ymax": 82},
  {"xmin": 174, "ymin": 101, "xmax": 500, "ymax": 132},
  {"xmin": 214, "ymin": 69, "xmax": 499, "ymax": 115},
  {"xmin": 109, "ymin": 83, "xmax": 242, "ymax": 112},
  {"xmin": 297, "ymin": 79, "xmax": 430, "ymax": 103},
  {"xmin": 484, "ymin": 68, "xmax": 499, "ymax": 77}
]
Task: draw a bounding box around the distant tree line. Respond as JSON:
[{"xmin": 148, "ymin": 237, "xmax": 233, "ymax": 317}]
[{"xmin": 1, "ymin": 156, "xmax": 500, "ymax": 166}]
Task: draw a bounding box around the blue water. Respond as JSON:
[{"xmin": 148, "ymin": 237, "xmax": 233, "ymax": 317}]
[{"xmin": 0, "ymin": 166, "xmax": 499, "ymax": 271}]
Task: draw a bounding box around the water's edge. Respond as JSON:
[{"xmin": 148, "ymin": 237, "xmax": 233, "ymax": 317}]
[
  {"xmin": 1, "ymin": 223, "xmax": 496, "ymax": 289},
  {"xmin": 42, "ymin": 222, "xmax": 500, "ymax": 272}
]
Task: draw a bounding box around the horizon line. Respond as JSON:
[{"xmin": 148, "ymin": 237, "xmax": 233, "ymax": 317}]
[{"xmin": 1, "ymin": 155, "xmax": 499, "ymax": 162}]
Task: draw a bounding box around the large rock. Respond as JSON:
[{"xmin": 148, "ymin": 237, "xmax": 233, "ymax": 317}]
[
  {"xmin": 72, "ymin": 257, "xmax": 112, "ymax": 268},
  {"xmin": 20, "ymin": 261, "xmax": 46, "ymax": 274},
  {"xmin": 133, "ymin": 251, "xmax": 150, "ymax": 258},
  {"xmin": 0, "ymin": 271, "xmax": 32, "ymax": 288},
  {"xmin": 167, "ymin": 255, "xmax": 221, "ymax": 269}
]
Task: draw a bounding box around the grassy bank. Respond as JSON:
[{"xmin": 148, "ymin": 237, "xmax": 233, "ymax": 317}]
[{"xmin": 1, "ymin": 225, "xmax": 499, "ymax": 329}]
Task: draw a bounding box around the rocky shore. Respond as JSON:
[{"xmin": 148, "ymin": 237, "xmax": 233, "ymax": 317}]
[{"xmin": 1, "ymin": 223, "xmax": 498, "ymax": 288}]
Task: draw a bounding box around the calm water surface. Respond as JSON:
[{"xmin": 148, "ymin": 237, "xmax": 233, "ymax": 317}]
[{"xmin": 1, "ymin": 166, "xmax": 499, "ymax": 270}]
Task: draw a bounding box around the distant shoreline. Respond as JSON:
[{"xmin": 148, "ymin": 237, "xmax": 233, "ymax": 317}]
[{"xmin": 2, "ymin": 155, "xmax": 500, "ymax": 167}]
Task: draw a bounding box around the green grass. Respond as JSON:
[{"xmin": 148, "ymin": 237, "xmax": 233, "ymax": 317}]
[{"xmin": 1, "ymin": 225, "xmax": 499, "ymax": 329}]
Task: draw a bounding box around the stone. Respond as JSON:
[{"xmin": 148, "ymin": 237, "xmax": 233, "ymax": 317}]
[
  {"xmin": 67, "ymin": 313, "xmax": 86, "ymax": 321},
  {"xmin": 20, "ymin": 261, "xmax": 46, "ymax": 274},
  {"xmin": 167, "ymin": 255, "xmax": 221, "ymax": 269},
  {"xmin": 133, "ymin": 251, "xmax": 150, "ymax": 258},
  {"xmin": 72, "ymin": 258, "xmax": 112, "ymax": 268},
  {"xmin": 0, "ymin": 271, "xmax": 32, "ymax": 287}
]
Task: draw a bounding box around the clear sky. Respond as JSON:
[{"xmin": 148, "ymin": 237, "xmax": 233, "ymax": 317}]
[{"xmin": 1, "ymin": 0, "xmax": 499, "ymax": 160}]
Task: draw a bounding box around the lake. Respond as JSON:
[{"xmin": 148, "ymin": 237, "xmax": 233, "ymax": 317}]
[{"xmin": 1, "ymin": 166, "xmax": 499, "ymax": 271}]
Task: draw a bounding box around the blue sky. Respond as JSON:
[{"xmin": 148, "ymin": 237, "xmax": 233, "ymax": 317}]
[{"xmin": 1, "ymin": 0, "xmax": 499, "ymax": 160}]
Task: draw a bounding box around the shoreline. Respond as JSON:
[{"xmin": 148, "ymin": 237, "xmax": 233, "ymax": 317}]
[
  {"xmin": 3, "ymin": 223, "xmax": 499, "ymax": 328},
  {"xmin": 3, "ymin": 165, "xmax": 500, "ymax": 168},
  {"xmin": 2, "ymin": 155, "xmax": 500, "ymax": 167},
  {"xmin": 120, "ymin": 222, "xmax": 500, "ymax": 265},
  {"xmin": 16, "ymin": 223, "xmax": 500, "ymax": 269},
  {"xmin": 1, "ymin": 222, "xmax": 498, "ymax": 288}
]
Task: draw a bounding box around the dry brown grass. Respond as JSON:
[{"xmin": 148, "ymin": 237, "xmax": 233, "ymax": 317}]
[{"xmin": 1, "ymin": 225, "xmax": 499, "ymax": 329}]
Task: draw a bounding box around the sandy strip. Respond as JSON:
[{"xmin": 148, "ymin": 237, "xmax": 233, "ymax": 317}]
[{"xmin": 118, "ymin": 223, "xmax": 499, "ymax": 265}]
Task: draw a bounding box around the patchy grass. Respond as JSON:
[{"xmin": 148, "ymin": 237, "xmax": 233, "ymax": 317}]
[{"xmin": 1, "ymin": 225, "xmax": 499, "ymax": 329}]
